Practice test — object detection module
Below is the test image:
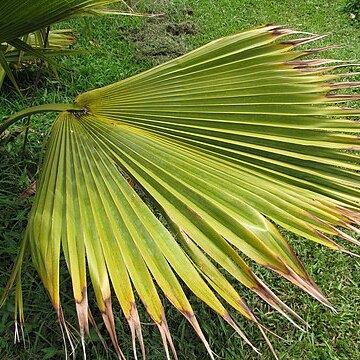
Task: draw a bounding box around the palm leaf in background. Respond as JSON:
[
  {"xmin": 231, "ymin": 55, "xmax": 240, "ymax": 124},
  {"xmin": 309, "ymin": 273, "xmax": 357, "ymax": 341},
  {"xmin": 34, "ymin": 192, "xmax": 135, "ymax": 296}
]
[
  {"xmin": 1, "ymin": 25, "xmax": 360, "ymax": 359},
  {"xmin": 3, "ymin": 28, "xmax": 77, "ymax": 63},
  {"xmin": 0, "ymin": 28, "xmax": 78, "ymax": 88},
  {"xmin": 0, "ymin": 0, "xmax": 133, "ymax": 91},
  {"xmin": 0, "ymin": 0, "xmax": 124, "ymax": 43}
]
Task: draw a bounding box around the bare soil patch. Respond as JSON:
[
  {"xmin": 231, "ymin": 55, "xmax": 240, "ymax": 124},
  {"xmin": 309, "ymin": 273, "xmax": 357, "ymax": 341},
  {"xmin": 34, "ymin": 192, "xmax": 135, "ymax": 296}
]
[{"xmin": 120, "ymin": 9, "xmax": 199, "ymax": 65}]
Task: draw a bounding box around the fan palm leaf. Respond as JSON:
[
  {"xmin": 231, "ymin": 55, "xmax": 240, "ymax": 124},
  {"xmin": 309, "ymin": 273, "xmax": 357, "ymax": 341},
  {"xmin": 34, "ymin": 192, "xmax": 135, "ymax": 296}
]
[{"xmin": 1, "ymin": 25, "xmax": 360, "ymax": 358}]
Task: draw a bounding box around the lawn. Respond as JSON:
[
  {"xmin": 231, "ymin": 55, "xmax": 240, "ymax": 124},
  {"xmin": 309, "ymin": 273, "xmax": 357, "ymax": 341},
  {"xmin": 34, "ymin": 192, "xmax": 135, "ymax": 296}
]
[{"xmin": 0, "ymin": 0, "xmax": 359, "ymax": 359}]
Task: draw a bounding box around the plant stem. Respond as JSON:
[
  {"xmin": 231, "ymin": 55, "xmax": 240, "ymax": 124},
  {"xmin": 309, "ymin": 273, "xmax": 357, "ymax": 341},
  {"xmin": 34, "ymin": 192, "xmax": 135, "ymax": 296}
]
[{"xmin": 0, "ymin": 103, "xmax": 82, "ymax": 134}]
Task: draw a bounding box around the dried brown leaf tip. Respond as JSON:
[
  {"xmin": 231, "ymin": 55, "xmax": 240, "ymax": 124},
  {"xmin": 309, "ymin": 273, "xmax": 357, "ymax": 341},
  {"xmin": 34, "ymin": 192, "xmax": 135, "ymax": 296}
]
[
  {"xmin": 102, "ymin": 297, "xmax": 126, "ymax": 360},
  {"xmin": 280, "ymin": 33, "xmax": 331, "ymax": 47},
  {"xmin": 330, "ymin": 82, "xmax": 360, "ymax": 89},
  {"xmin": 326, "ymin": 94, "xmax": 360, "ymax": 101},
  {"xmin": 127, "ymin": 302, "xmax": 145, "ymax": 360},
  {"xmin": 75, "ymin": 287, "xmax": 89, "ymax": 335},
  {"xmin": 338, "ymin": 71, "xmax": 360, "ymax": 78},
  {"xmin": 223, "ymin": 311, "xmax": 260, "ymax": 354},
  {"xmin": 270, "ymin": 27, "xmax": 294, "ymax": 36},
  {"xmin": 181, "ymin": 310, "xmax": 214, "ymax": 359},
  {"xmin": 296, "ymin": 66, "xmax": 334, "ymax": 73},
  {"xmin": 157, "ymin": 315, "xmax": 178, "ymax": 360},
  {"xmin": 285, "ymin": 59, "xmax": 339, "ymax": 68}
]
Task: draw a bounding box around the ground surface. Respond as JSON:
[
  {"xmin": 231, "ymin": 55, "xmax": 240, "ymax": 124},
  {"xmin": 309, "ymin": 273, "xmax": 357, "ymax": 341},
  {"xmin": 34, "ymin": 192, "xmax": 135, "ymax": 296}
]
[{"xmin": 0, "ymin": 0, "xmax": 359, "ymax": 359}]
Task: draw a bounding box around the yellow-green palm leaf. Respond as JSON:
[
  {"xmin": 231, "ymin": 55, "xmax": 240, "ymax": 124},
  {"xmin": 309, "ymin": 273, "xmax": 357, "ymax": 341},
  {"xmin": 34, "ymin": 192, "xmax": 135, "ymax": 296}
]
[{"xmin": 2, "ymin": 25, "xmax": 360, "ymax": 358}]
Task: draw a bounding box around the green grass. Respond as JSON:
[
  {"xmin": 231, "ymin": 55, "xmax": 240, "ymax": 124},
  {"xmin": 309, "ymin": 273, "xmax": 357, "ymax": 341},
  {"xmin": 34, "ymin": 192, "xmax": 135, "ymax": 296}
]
[{"xmin": 0, "ymin": 0, "xmax": 359, "ymax": 359}]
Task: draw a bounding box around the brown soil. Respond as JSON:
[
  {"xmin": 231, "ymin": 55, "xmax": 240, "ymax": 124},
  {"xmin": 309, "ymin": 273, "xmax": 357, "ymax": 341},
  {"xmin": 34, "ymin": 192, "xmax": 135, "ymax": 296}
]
[{"xmin": 120, "ymin": 8, "xmax": 199, "ymax": 65}]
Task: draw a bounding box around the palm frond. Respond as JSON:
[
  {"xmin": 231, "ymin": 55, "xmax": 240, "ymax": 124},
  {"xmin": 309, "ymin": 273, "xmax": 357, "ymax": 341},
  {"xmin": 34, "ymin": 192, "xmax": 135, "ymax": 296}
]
[
  {"xmin": 0, "ymin": 0, "xmax": 132, "ymax": 90},
  {"xmin": 0, "ymin": 0, "xmax": 120, "ymax": 43},
  {"xmin": 3, "ymin": 25, "xmax": 360, "ymax": 358}
]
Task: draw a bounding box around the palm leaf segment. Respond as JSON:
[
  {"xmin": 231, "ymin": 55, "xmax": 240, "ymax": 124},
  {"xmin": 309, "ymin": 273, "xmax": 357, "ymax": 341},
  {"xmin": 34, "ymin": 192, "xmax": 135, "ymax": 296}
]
[{"xmin": 9, "ymin": 26, "xmax": 360, "ymax": 358}]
